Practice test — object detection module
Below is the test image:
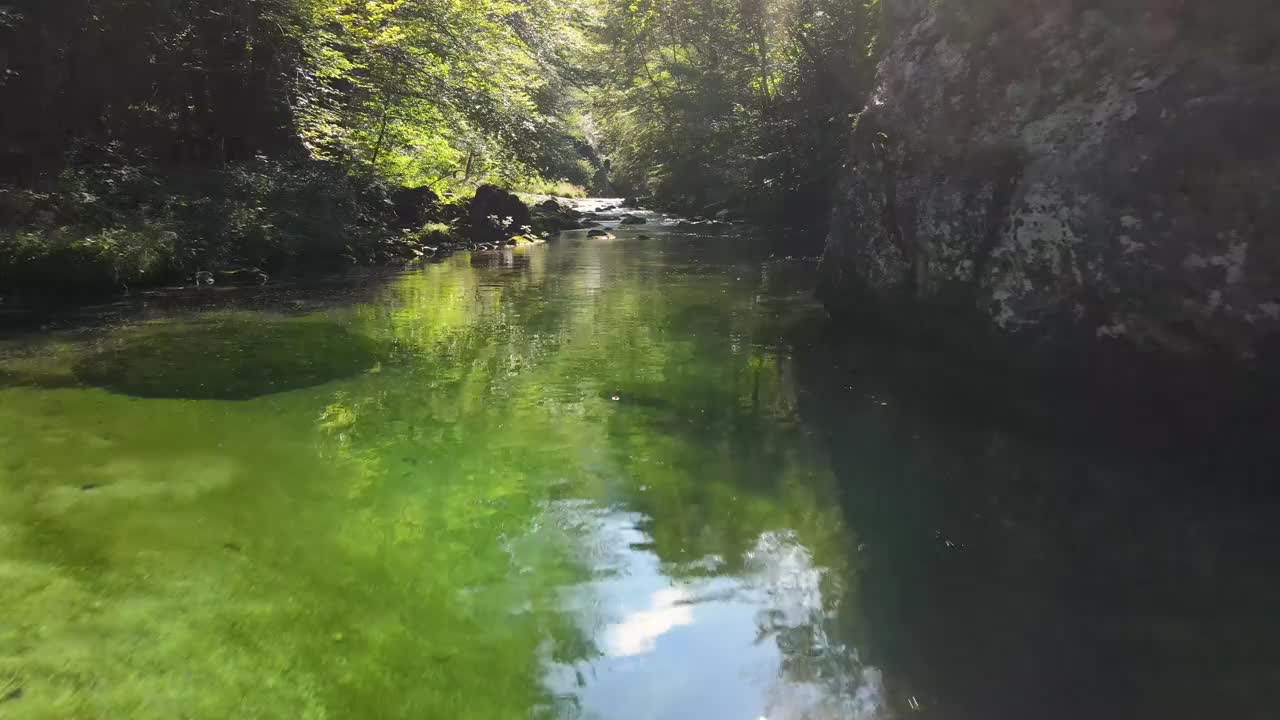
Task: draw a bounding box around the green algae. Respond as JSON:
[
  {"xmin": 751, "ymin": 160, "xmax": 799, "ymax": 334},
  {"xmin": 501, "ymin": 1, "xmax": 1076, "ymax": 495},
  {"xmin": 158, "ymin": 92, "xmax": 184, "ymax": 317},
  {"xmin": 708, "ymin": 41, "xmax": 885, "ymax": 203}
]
[
  {"xmin": 74, "ymin": 316, "xmax": 383, "ymax": 400},
  {"xmin": 0, "ymin": 239, "xmax": 866, "ymax": 719}
]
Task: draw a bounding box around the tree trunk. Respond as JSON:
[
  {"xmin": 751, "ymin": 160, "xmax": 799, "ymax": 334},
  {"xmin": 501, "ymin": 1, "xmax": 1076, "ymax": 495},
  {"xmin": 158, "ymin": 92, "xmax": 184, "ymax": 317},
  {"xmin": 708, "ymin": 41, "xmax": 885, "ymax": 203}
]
[{"xmin": 368, "ymin": 57, "xmax": 401, "ymax": 175}]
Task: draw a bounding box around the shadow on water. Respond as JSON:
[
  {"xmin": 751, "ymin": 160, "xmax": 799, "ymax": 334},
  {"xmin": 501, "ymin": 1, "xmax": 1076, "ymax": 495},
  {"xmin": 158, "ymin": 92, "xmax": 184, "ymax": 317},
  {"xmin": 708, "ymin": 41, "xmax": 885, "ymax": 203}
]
[
  {"xmin": 73, "ymin": 317, "xmax": 381, "ymax": 400},
  {"xmin": 792, "ymin": 331, "xmax": 1280, "ymax": 720}
]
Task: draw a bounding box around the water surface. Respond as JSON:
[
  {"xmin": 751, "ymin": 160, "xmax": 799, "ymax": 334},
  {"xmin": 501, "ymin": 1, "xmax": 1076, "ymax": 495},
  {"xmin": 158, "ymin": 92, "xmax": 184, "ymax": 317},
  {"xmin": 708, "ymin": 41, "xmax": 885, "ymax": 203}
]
[
  {"xmin": 2, "ymin": 201, "xmax": 1277, "ymax": 719},
  {"xmin": 1, "ymin": 204, "xmax": 875, "ymax": 719}
]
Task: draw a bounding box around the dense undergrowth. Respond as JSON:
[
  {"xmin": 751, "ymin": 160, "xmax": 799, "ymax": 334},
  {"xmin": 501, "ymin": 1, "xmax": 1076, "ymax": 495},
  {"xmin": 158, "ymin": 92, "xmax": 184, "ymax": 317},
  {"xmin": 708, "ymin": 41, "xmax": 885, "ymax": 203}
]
[
  {"xmin": 0, "ymin": 159, "xmax": 593, "ymax": 297},
  {"xmin": 0, "ymin": 0, "xmax": 598, "ymax": 298},
  {"xmin": 0, "ymin": 152, "xmax": 453, "ymax": 295}
]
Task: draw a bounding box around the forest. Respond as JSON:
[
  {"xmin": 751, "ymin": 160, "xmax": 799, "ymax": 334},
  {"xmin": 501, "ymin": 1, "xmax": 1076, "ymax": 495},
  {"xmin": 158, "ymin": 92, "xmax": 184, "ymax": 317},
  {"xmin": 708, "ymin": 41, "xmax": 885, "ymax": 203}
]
[
  {"xmin": 0, "ymin": 0, "xmax": 880, "ymax": 296},
  {"xmin": 3, "ymin": 3, "xmax": 1280, "ymax": 718}
]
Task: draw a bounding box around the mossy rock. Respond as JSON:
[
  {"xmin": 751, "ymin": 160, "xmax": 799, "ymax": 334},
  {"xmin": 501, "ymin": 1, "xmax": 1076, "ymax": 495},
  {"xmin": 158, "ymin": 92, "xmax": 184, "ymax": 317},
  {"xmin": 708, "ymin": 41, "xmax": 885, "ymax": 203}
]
[{"xmin": 75, "ymin": 317, "xmax": 382, "ymax": 400}]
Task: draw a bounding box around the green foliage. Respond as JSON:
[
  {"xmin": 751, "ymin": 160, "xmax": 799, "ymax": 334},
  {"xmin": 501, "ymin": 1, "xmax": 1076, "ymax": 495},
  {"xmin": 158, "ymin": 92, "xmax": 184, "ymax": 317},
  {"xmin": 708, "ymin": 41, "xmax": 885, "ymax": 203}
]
[
  {"xmin": 0, "ymin": 222, "xmax": 178, "ymax": 292},
  {"xmin": 205, "ymin": 158, "xmax": 400, "ymax": 267},
  {"xmin": 592, "ymin": 0, "xmax": 881, "ymax": 227},
  {"xmin": 292, "ymin": 0, "xmax": 600, "ymax": 187},
  {"xmin": 0, "ymin": 153, "xmax": 182, "ymax": 291},
  {"xmin": 0, "ymin": 0, "xmax": 883, "ymax": 287},
  {"xmin": 514, "ymin": 177, "xmax": 591, "ymax": 198},
  {"xmin": 0, "ymin": 0, "xmax": 603, "ymax": 294}
]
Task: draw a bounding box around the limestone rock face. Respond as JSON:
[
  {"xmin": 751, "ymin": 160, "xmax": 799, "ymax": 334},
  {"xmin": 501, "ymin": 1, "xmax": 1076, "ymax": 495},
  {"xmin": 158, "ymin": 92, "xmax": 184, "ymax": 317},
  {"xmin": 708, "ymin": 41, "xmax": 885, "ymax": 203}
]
[{"xmin": 821, "ymin": 0, "xmax": 1280, "ymax": 359}]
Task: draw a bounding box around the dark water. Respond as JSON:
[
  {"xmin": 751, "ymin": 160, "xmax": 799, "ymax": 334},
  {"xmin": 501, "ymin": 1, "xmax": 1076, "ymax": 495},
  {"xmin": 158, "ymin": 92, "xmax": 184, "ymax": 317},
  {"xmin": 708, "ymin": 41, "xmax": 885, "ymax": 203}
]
[{"xmin": 0, "ymin": 200, "xmax": 1276, "ymax": 719}]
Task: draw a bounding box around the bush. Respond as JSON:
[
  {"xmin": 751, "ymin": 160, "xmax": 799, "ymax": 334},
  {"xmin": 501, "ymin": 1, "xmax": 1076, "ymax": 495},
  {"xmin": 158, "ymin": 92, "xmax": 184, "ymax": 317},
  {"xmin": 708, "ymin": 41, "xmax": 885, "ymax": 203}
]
[
  {"xmin": 194, "ymin": 158, "xmax": 397, "ymax": 268},
  {"xmin": 1, "ymin": 140, "xmax": 584, "ymax": 298},
  {"xmin": 0, "ymin": 167, "xmax": 181, "ymax": 293},
  {"xmin": 0, "ymin": 222, "xmax": 178, "ymax": 293},
  {"xmin": 513, "ymin": 177, "xmax": 589, "ymax": 198},
  {"xmin": 0, "ymin": 152, "xmax": 418, "ymax": 295}
]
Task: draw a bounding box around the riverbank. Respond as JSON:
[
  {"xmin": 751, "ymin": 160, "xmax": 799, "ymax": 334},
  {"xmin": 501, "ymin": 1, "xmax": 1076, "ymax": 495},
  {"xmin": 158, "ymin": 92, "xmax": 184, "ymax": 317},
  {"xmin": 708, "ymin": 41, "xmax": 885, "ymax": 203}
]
[
  {"xmin": 0, "ymin": 195, "xmax": 758, "ymax": 332},
  {"xmin": 0, "ymin": 165, "xmax": 577, "ymax": 307}
]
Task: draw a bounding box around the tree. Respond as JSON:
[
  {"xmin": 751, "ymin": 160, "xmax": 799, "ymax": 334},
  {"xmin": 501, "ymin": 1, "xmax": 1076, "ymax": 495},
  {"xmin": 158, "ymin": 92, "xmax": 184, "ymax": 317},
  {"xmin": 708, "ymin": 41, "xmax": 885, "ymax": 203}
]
[{"xmin": 591, "ymin": 0, "xmax": 881, "ymax": 232}]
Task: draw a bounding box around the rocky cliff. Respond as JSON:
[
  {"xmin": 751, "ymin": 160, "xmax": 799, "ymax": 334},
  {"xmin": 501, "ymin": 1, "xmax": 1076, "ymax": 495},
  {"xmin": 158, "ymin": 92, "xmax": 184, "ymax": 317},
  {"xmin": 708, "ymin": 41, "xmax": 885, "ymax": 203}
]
[{"xmin": 820, "ymin": 0, "xmax": 1280, "ymax": 362}]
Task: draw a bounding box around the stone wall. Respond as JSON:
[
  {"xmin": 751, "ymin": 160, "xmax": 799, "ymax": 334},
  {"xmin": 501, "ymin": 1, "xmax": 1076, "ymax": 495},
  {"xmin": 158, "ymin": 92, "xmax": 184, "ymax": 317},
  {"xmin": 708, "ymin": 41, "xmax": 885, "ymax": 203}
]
[{"xmin": 821, "ymin": 0, "xmax": 1280, "ymax": 361}]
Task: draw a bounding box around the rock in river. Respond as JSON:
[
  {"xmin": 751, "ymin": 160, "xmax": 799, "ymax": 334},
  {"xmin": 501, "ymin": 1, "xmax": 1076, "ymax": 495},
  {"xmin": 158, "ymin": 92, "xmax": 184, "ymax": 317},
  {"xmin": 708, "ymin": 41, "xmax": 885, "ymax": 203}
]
[{"xmin": 468, "ymin": 185, "xmax": 532, "ymax": 244}]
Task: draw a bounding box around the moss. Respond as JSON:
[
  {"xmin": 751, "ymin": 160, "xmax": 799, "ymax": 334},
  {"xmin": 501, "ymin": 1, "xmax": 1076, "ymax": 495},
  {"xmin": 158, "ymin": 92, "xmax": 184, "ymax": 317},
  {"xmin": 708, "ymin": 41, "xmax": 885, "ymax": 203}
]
[{"xmin": 74, "ymin": 316, "xmax": 383, "ymax": 400}]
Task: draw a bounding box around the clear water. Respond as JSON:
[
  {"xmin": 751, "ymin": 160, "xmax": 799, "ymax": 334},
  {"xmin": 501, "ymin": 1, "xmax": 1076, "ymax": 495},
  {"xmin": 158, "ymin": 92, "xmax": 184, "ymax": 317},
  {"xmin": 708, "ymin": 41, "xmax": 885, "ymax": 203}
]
[
  {"xmin": 0, "ymin": 205, "xmax": 872, "ymax": 719},
  {"xmin": 2, "ymin": 202, "xmax": 1277, "ymax": 719}
]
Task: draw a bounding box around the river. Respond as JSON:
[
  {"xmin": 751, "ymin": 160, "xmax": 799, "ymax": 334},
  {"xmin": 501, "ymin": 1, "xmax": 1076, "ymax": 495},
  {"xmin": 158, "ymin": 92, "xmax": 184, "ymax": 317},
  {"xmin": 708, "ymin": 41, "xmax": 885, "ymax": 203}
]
[{"xmin": 1, "ymin": 200, "xmax": 1276, "ymax": 719}]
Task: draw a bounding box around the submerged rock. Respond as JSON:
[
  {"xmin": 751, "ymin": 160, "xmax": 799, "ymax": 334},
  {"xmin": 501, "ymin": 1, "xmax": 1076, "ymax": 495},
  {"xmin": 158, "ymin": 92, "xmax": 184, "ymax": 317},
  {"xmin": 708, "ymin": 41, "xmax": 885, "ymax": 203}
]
[
  {"xmin": 506, "ymin": 234, "xmax": 543, "ymax": 246},
  {"xmin": 75, "ymin": 319, "xmax": 381, "ymax": 400},
  {"xmin": 821, "ymin": 0, "xmax": 1280, "ymax": 360}
]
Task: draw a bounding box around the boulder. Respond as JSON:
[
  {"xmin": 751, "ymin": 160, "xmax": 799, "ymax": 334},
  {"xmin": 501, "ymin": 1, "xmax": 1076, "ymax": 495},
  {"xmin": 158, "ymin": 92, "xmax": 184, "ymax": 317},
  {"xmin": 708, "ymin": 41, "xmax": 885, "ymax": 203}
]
[
  {"xmin": 468, "ymin": 185, "xmax": 532, "ymax": 244},
  {"xmin": 531, "ymin": 215, "xmax": 584, "ymax": 233},
  {"xmin": 587, "ymin": 229, "xmax": 613, "ymax": 238},
  {"xmin": 391, "ymin": 186, "xmax": 439, "ymax": 230},
  {"xmin": 620, "ymin": 214, "xmax": 648, "ymax": 225},
  {"xmin": 530, "ymin": 197, "xmax": 587, "ymax": 233}
]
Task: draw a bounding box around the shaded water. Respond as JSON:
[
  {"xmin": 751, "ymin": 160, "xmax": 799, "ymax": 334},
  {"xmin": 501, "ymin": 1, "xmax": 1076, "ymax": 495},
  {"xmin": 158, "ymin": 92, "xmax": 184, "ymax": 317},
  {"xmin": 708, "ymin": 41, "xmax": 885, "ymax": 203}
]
[{"xmin": 1, "ymin": 201, "xmax": 1277, "ymax": 719}]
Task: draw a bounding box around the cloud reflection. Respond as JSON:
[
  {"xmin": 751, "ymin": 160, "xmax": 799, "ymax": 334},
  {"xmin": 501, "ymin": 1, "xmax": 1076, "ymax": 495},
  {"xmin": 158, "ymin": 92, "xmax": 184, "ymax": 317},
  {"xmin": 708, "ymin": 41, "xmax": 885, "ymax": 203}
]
[{"xmin": 604, "ymin": 587, "xmax": 695, "ymax": 657}]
